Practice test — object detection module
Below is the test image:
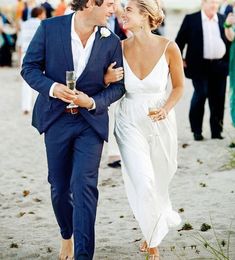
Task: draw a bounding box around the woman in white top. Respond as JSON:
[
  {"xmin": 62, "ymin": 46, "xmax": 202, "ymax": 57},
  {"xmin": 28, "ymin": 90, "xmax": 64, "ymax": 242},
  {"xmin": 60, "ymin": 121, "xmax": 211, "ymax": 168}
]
[
  {"xmin": 104, "ymin": 0, "xmax": 184, "ymax": 258},
  {"xmin": 18, "ymin": 7, "xmax": 46, "ymax": 114}
]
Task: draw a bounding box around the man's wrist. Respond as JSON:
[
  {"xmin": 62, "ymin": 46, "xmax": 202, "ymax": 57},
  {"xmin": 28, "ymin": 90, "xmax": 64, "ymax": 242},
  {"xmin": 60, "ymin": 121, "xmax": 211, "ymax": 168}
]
[
  {"xmin": 87, "ymin": 98, "xmax": 96, "ymax": 110},
  {"xmin": 87, "ymin": 98, "xmax": 94, "ymax": 109}
]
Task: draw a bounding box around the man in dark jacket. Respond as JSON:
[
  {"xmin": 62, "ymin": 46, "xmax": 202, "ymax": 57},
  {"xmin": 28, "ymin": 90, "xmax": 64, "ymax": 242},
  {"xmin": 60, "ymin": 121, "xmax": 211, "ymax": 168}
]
[{"xmin": 176, "ymin": 0, "xmax": 230, "ymax": 141}]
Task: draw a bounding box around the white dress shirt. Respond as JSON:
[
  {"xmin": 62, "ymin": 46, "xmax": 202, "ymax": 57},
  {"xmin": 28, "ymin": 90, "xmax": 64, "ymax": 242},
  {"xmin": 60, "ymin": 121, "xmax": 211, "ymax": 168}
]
[
  {"xmin": 50, "ymin": 13, "xmax": 97, "ymax": 109},
  {"xmin": 71, "ymin": 15, "xmax": 98, "ymax": 79},
  {"xmin": 201, "ymin": 10, "xmax": 226, "ymax": 59}
]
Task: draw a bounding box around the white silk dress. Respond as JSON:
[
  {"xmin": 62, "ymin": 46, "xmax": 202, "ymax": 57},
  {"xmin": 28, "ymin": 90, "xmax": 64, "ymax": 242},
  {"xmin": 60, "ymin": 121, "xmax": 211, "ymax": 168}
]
[{"xmin": 114, "ymin": 42, "xmax": 181, "ymax": 247}]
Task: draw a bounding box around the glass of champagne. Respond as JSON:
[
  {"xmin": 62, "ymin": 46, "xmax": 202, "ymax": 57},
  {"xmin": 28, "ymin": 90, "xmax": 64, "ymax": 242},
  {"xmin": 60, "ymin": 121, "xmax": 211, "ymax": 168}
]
[
  {"xmin": 148, "ymin": 107, "xmax": 159, "ymax": 138},
  {"xmin": 66, "ymin": 70, "xmax": 78, "ymax": 109},
  {"xmin": 148, "ymin": 107, "xmax": 158, "ymax": 117}
]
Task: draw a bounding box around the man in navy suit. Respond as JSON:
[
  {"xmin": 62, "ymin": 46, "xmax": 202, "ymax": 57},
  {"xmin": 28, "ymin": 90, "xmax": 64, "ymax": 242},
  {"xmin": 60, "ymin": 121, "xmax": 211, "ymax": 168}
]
[
  {"xmin": 21, "ymin": 0, "xmax": 125, "ymax": 258},
  {"xmin": 176, "ymin": 0, "xmax": 230, "ymax": 141}
]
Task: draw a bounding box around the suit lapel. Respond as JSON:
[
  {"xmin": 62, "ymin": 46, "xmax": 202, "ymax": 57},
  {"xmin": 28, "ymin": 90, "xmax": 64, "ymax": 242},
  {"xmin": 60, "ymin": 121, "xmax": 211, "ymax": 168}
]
[
  {"xmin": 218, "ymin": 14, "xmax": 225, "ymax": 40},
  {"xmin": 77, "ymin": 27, "xmax": 103, "ymax": 82},
  {"xmin": 198, "ymin": 13, "xmax": 203, "ymax": 42},
  {"xmin": 196, "ymin": 12, "xmax": 204, "ymax": 57},
  {"xmin": 60, "ymin": 14, "xmax": 74, "ymax": 71},
  {"xmin": 60, "ymin": 20, "xmax": 104, "ymax": 82}
]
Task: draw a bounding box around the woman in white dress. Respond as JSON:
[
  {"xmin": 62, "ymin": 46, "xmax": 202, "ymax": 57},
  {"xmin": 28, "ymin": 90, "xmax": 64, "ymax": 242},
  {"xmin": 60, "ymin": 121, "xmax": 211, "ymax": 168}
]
[{"xmin": 104, "ymin": 0, "xmax": 184, "ymax": 258}]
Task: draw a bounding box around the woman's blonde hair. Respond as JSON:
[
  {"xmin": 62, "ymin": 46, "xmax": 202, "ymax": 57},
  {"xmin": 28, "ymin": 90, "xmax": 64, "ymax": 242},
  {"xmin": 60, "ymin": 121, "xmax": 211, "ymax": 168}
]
[{"xmin": 135, "ymin": 0, "xmax": 165, "ymax": 29}]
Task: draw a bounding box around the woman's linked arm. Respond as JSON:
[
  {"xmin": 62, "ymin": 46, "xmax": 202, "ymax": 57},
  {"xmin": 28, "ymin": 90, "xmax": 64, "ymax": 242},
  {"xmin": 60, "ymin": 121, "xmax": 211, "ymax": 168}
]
[{"xmin": 104, "ymin": 62, "xmax": 124, "ymax": 86}]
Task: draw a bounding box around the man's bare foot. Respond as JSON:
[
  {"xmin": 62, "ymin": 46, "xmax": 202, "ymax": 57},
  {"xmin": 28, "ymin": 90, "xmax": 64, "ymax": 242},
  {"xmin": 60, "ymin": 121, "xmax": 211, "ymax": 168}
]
[
  {"xmin": 147, "ymin": 247, "xmax": 160, "ymax": 260},
  {"xmin": 59, "ymin": 238, "xmax": 74, "ymax": 260}
]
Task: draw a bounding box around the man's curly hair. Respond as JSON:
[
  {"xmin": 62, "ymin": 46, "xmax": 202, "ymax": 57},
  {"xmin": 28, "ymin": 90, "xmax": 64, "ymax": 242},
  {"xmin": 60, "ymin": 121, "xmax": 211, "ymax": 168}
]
[{"xmin": 71, "ymin": 0, "xmax": 104, "ymax": 11}]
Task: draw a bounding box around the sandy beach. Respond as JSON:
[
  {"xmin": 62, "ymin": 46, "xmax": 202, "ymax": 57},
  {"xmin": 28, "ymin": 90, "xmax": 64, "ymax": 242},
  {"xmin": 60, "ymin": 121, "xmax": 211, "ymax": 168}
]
[{"xmin": 0, "ymin": 10, "xmax": 235, "ymax": 260}]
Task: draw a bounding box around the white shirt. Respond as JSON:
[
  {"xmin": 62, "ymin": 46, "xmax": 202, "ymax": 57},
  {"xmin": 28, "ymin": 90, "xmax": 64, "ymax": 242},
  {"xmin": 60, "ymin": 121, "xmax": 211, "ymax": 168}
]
[
  {"xmin": 50, "ymin": 13, "xmax": 97, "ymax": 109},
  {"xmin": 201, "ymin": 10, "xmax": 226, "ymax": 59},
  {"xmin": 17, "ymin": 18, "xmax": 41, "ymax": 53},
  {"xmin": 71, "ymin": 14, "xmax": 98, "ymax": 80}
]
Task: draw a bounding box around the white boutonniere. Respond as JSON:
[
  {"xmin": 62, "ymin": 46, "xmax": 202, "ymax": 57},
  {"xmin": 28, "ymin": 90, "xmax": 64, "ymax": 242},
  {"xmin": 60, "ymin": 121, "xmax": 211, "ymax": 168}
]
[{"xmin": 100, "ymin": 27, "xmax": 111, "ymax": 39}]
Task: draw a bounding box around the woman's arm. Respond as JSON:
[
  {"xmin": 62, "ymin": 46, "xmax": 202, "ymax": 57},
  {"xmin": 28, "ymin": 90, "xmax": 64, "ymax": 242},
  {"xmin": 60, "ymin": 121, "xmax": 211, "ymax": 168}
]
[
  {"xmin": 163, "ymin": 41, "xmax": 184, "ymax": 114},
  {"xmin": 104, "ymin": 61, "xmax": 124, "ymax": 85},
  {"xmin": 225, "ymin": 13, "xmax": 235, "ymax": 42},
  {"xmin": 148, "ymin": 41, "xmax": 184, "ymax": 121}
]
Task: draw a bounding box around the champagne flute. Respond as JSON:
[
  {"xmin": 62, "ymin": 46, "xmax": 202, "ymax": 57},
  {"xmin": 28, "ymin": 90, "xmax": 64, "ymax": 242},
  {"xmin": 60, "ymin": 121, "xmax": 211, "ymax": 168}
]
[
  {"xmin": 148, "ymin": 107, "xmax": 159, "ymax": 138},
  {"xmin": 66, "ymin": 70, "xmax": 78, "ymax": 109},
  {"xmin": 148, "ymin": 107, "xmax": 158, "ymax": 117}
]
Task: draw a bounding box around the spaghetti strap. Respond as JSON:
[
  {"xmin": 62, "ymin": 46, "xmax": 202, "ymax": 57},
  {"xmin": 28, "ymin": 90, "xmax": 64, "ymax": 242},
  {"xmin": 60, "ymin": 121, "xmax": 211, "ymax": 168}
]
[{"xmin": 163, "ymin": 40, "xmax": 171, "ymax": 54}]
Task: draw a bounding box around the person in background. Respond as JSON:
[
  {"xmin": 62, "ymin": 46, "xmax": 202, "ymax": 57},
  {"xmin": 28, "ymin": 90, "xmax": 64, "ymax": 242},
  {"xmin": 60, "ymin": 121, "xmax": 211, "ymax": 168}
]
[
  {"xmin": 41, "ymin": 0, "xmax": 54, "ymax": 18},
  {"xmin": 15, "ymin": 0, "xmax": 25, "ymax": 23},
  {"xmin": 224, "ymin": 8, "xmax": 235, "ymax": 126},
  {"xmin": 64, "ymin": 1, "xmax": 74, "ymax": 15},
  {"xmin": 18, "ymin": 6, "xmax": 46, "ymax": 115},
  {"xmin": 219, "ymin": 0, "xmax": 233, "ymax": 16},
  {"xmin": 0, "ymin": 11, "xmax": 15, "ymax": 67},
  {"xmin": 22, "ymin": 0, "xmax": 37, "ymax": 21},
  {"xmin": 175, "ymin": 0, "xmax": 230, "ymax": 141},
  {"xmin": 54, "ymin": 0, "xmax": 67, "ymax": 16}
]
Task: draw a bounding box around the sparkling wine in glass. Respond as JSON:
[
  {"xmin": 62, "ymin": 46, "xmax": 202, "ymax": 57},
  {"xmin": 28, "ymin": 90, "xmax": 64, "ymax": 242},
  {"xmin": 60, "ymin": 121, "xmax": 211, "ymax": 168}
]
[
  {"xmin": 148, "ymin": 106, "xmax": 159, "ymax": 138},
  {"xmin": 66, "ymin": 70, "xmax": 78, "ymax": 109},
  {"xmin": 148, "ymin": 107, "xmax": 158, "ymax": 116}
]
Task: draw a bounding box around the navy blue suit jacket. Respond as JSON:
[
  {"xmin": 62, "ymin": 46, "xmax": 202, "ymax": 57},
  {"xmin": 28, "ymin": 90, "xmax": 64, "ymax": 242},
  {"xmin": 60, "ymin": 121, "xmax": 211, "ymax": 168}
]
[
  {"xmin": 224, "ymin": 5, "xmax": 233, "ymax": 16},
  {"xmin": 175, "ymin": 11, "xmax": 230, "ymax": 79},
  {"xmin": 21, "ymin": 14, "xmax": 125, "ymax": 141}
]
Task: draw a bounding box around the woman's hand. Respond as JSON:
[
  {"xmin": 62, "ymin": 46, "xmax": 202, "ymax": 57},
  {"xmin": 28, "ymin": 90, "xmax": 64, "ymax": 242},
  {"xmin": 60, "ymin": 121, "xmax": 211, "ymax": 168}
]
[
  {"xmin": 104, "ymin": 61, "xmax": 124, "ymax": 86},
  {"xmin": 73, "ymin": 91, "xmax": 94, "ymax": 109},
  {"xmin": 226, "ymin": 13, "xmax": 235, "ymax": 26},
  {"xmin": 148, "ymin": 107, "xmax": 168, "ymax": 122}
]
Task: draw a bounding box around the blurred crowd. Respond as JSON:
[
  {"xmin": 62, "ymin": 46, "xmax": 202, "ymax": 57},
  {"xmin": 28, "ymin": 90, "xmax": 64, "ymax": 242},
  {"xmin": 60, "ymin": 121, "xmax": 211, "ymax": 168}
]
[
  {"xmin": 0, "ymin": 0, "xmax": 234, "ymax": 141},
  {"xmin": 0, "ymin": 0, "xmax": 71, "ymax": 67},
  {"xmin": 0, "ymin": 0, "xmax": 167, "ymax": 68}
]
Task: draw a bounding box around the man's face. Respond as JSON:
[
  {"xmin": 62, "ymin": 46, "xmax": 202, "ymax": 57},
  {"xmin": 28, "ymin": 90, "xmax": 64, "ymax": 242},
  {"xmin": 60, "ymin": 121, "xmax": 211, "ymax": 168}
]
[
  {"xmin": 202, "ymin": 0, "xmax": 221, "ymax": 17},
  {"xmin": 92, "ymin": 0, "xmax": 115, "ymax": 26}
]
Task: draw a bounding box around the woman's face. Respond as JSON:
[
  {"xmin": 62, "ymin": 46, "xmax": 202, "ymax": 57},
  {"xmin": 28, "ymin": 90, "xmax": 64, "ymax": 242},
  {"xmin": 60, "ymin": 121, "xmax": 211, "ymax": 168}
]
[{"xmin": 121, "ymin": 0, "xmax": 146, "ymax": 31}]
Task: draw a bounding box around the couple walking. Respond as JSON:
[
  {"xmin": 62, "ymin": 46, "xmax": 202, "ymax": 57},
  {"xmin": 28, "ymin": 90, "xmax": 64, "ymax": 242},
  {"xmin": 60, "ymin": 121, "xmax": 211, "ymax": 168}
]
[{"xmin": 21, "ymin": 0, "xmax": 184, "ymax": 259}]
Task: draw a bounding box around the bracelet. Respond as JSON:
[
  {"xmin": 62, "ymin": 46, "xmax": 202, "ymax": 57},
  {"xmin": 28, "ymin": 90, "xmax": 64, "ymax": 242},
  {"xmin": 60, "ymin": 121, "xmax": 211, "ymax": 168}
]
[{"xmin": 224, "ymin": 22, "xmax": 232, "ymax": 29}]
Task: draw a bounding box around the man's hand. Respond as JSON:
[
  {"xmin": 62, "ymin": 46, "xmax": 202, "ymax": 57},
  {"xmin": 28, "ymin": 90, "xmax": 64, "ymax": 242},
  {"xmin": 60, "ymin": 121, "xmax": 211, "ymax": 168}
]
[
  {"xmin": 53, "ymin": 83, "xmax": 77, "ymax": 103},
  {"xmin": 73, "ymin": 91, "xmax": 94, "ymax": 109}
]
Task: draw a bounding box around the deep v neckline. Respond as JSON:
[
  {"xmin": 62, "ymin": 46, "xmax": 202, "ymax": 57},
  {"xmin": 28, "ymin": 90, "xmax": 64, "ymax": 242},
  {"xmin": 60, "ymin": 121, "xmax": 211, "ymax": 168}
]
[
  {"xmin": 123, "ymin": 40, "xmax": 171, "ymax": 81},
  {"xmin": 123, "ymin": 53, "xmax": 165, "ymax": 81}
]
